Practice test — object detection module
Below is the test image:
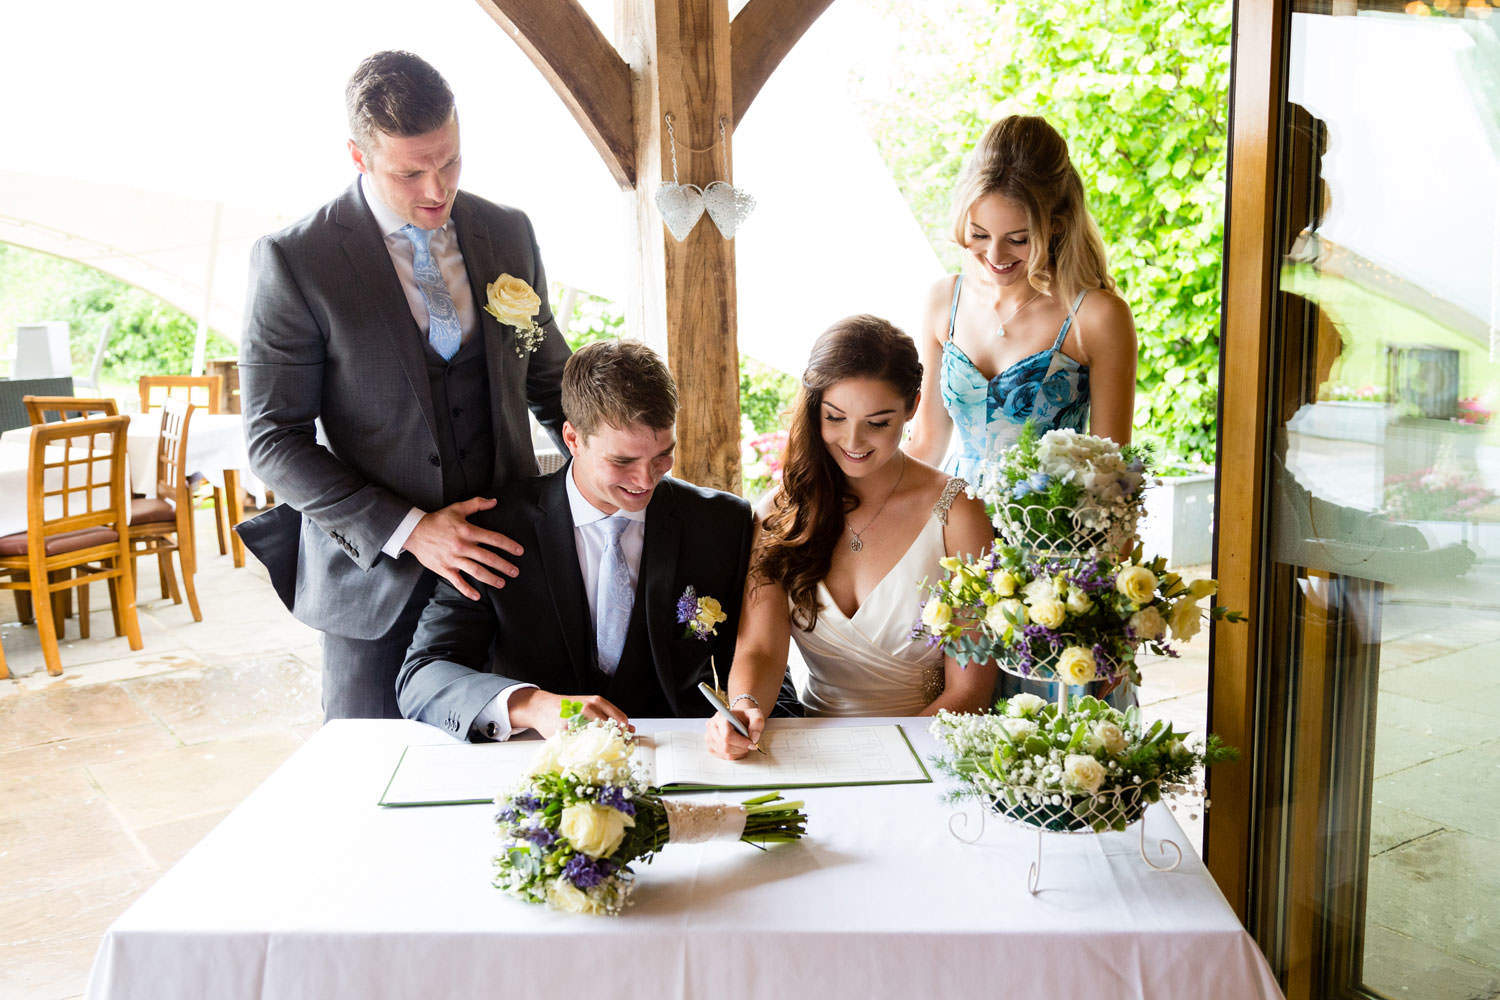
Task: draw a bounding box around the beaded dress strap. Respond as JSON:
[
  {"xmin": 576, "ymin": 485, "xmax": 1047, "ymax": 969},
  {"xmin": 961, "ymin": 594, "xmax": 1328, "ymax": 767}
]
[{"xmin": 932, "ymin": 477, "xmax": 969, "ymax": 526}]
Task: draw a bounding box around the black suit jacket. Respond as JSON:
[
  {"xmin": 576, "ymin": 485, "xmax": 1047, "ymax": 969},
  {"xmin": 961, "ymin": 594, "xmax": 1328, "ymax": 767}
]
[{"xmin": 396, "ymin": 469, "xmax": 754, "ymax": 739}]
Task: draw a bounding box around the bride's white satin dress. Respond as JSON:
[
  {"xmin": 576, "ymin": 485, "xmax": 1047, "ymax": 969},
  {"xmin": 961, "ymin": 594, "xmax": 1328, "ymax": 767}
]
[{"xmin": 793, "ymin": 482, "xmax": 966, "ymax": 716}]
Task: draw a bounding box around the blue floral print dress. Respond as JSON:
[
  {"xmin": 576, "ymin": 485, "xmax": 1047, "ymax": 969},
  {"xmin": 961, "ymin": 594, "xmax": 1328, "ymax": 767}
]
[{"xmin": 940, "ymin": 275, "xmax": 1092, "ymax": 485}]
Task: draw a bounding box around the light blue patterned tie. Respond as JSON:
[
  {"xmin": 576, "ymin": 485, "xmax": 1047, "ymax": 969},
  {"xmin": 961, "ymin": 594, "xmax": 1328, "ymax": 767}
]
[
  {"xmin": 595, "ymin": 517, "xmax": 633, "ymax": 676},
  {"xmin": 399, "ymin": 223, "xmax": 462, "ymax": 361}
]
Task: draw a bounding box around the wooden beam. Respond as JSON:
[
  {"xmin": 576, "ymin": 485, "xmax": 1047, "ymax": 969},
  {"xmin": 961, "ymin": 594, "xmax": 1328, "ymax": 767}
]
[
  {"xmin": 474, "ymin": 0, "xmax": 637, "ymax": 188},
  {"xmin": 1206, "ymin": 0, "xmax": 1286, "ymax": 924},
  {"xmin": 729, "ymin": 0, "xmax": 835, "ymax": 128},
  {"xmin": 619, "ymin": 0, "xmax": 742, "ymax": 493}
]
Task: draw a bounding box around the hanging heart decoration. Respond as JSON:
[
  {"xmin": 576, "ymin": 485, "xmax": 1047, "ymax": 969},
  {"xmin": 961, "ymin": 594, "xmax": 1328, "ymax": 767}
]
[
  {"xmin": 655, "ymin": 182, "xmax": 705, "ymax": 242},
  {"xmin": 702, "ymin": 181, "xmax": 756, "ymax": 240}
]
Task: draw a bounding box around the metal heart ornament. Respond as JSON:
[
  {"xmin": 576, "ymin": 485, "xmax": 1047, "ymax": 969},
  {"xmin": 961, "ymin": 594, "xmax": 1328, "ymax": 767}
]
[
  {"xmin": 655, "ymin": 182, "xmax": 705, "ymax": 241},
  {"xmin": 702, "ymin": 181, "xmax": 756, "ymax": 239}
]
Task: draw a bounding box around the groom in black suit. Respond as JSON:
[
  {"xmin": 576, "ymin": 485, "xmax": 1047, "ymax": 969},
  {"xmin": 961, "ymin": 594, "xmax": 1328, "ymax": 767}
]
[{"xmin": 397, "ymin": 340, "xmax": 753, "ymax": 739}]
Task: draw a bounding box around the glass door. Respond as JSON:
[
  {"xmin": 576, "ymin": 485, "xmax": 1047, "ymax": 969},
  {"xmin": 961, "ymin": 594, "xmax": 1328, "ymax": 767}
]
[{"xmin": 1215, "ymin": 2, "xmax": 1500, "ymax": 997}]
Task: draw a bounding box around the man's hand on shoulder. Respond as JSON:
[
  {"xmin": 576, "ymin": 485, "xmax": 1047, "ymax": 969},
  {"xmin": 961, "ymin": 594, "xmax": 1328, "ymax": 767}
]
[
  {"xmin": 509, "ymin": 689, "xmax": 632, "ymax": 739},
  {"xmin": 401, "ymin": 497, "xmax": 524, "ymax": 600}
]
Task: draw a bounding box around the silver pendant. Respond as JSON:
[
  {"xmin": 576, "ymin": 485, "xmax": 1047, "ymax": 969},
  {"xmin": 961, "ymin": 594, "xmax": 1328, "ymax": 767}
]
[{"xmin": 849, "ymin": 533, "xmax": 864, "ymax": 552}]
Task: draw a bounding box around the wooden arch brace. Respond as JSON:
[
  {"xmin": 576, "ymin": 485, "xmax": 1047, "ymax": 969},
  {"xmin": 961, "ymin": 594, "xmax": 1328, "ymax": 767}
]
[{"xmin": 475, "ymin": 0, "xmax": 835, "ymax": 190}]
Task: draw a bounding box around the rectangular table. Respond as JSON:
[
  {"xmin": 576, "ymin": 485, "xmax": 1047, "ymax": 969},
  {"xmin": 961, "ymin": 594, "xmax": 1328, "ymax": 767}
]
[{"xmin": 86, "ymin": 718, "xmax": 1282, "ymax": 999}]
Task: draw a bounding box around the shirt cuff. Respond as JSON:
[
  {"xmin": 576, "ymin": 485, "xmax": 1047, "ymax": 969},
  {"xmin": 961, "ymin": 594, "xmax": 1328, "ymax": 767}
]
[
  {"xmin": 472, "ymin": 684, "xmax": 539, "ymax": 741},
  {"xmin": 381, "ymin": 507, "xmax": 427, "ymax": 559}
]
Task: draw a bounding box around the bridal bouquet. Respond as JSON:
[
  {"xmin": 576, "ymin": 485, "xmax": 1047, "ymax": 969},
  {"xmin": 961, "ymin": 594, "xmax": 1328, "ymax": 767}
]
[
  {"xmin": 492, "ymin": 707, "xmax": 807, "ymax": 915},
  {"xmin": 972, "ymin": 425, "xmax": 1149, "ymax": 558},
  {"xmin": 918, "ymin": 545, "xmax": 1242, "ymax": 687},
  {"xmin": 930, "ymin": 695, "xmax": 1238, "ymax": 832}
]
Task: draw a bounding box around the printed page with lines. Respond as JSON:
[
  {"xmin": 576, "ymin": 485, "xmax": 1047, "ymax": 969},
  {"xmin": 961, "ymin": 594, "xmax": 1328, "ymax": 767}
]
[{"xmin": 647, "ymin": 725, "xmax": 929, "ymax": 790}]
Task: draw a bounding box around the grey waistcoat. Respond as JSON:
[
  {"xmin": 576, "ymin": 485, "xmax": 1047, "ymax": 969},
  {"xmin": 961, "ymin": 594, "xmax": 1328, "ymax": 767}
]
[{"xmin": 424, "ymin": 333, "xmax": 496, "ymax": 505}]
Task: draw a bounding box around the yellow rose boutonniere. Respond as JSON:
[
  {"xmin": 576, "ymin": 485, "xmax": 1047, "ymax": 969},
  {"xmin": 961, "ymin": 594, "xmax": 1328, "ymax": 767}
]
[{"xmin": 484, "ymin": 274, "xmax": 545, "ymax": 358}]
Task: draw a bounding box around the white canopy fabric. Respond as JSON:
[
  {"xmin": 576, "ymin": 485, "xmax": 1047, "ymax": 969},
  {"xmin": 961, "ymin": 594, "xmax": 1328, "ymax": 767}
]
[{"xmin": 1, "ymin": 1, "xmax": 939, "ymax": 375}]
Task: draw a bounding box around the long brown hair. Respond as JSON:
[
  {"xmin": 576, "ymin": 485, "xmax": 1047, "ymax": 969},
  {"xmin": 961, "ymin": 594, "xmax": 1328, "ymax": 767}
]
[
  {"xmin": 950, "ymin": 115, "xmax": 1115, "ymax": 311},
  {"xmin": 755, "ymin": 316, "xmax": 923, "ymax": 630}
]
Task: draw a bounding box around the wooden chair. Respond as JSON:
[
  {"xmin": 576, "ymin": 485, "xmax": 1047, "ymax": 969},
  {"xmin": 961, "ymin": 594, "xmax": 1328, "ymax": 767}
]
[
  {"xmin": 20, "ymin": 396, "xmax": 123, "ymax": 624},
  {"xmin": 0, "ymin": 415, "xmax": 143, "ymax": 676},
  {"xmin": 23, "ymin": 395, "xmax": 119, "ymax": 424},
  {"xmin": 127, "ymin": 399, "xmax": 201, "ymax": 621},
  {"xmin": 138, "ymin": 375, "xmax": 228, "ymax": 557}
]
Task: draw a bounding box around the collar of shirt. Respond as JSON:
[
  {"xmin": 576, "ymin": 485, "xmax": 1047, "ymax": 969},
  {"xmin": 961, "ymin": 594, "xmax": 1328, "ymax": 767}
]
[
  {"xmin": 359, "ymin": 173, "xmax": 454, "ymax": 240},
  {"xmin": 566, "ymin": 464, "xmax": 649, "ymax": 529}
]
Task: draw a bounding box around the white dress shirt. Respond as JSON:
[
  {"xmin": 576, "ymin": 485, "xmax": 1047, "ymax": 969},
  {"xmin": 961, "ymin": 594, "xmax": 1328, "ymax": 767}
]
[
  {"xmin": 471, "ymin": 464, "xmax": 648, "ymax": 741},
  {"xmin": 358, "ymin": 174, "xmax": 481, "ymax": 559}
]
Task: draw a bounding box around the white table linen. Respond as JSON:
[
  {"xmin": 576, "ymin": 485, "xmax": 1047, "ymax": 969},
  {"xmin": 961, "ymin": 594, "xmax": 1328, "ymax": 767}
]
[
  {"xmin": 0, "ymin": 411, "xmax": 262, "ymax": 506},
  {"xmin": 85, "ymin": 718, "xmax": 1282, "ymax": 1000}
]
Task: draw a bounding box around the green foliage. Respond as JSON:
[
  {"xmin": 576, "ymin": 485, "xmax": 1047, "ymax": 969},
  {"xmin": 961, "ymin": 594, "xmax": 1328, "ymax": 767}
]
[
  {"xmin": 859, "ymin": 0, "xmax": 1231, "ymax": 466},
  {"xmin": 0, "ymin": 243, "xmax": 235, "ymax": 381},
  {"xmin": 739, "ymin": 356, "xmax": 797, "ymax": 435},
  {"xmin": 555, "ymin": 285, "xmax": 625, "ymax": 351}
]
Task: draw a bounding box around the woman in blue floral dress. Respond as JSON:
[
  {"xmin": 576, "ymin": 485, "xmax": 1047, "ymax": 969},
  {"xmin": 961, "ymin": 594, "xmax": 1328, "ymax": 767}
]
[
  {"xmin": 906, "ymin": 115, "xmax": 1138, "ymax": 486},
  {"xmin": 906, "ymin": 116, "xmax": 1140, "ymax": 708}
]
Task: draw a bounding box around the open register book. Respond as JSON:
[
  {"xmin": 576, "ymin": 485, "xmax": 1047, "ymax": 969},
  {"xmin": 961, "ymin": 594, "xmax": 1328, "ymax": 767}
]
[{"xmin": 379, "ymin": 723, "xmax": 930, "ymax": 807}]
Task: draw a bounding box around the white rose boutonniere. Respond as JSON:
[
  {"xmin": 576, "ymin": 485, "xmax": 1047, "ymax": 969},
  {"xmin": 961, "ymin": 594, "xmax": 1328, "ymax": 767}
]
[{"xmin": 484, "ymin": 274, "xmax": 546, "ymax": 358}]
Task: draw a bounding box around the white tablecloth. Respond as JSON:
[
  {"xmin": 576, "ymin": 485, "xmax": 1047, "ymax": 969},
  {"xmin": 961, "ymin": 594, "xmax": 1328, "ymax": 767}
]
[
  {"xmin": 0, "ymin": 412, "xmax": 262, "ymax": 511},
  {"xmin": 85, "ymin": 718, "xmax": 1282, "ymax": 1000},
  {"xmin": 0, "ymin": 436, "xmax": 123, "ymax": 537}
]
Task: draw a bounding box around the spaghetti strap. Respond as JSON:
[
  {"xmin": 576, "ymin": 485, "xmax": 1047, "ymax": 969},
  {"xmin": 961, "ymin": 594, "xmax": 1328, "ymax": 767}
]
[
  {"xmin": 946, "ymin": 275, "xmax": 964, "ymax": 343},
  {"xmin": 1051, "ymin": 289, "xmax": 1091, "ymax": 352}
]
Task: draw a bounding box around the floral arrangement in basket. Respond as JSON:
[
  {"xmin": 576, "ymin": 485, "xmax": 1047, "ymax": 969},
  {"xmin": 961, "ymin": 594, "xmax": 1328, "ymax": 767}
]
[
  {"xmin": 930, "ymin": 695, "xmax": 1238, "ymax": 833},
  {"xmin": 972, "ymin": 425, "xmax": 1150, "ymax": 558},
  {"xmin": 918, "ymin": 544, "xmax": 1242, "ymax": 688},
  {"xmin": 492, "ymin": 704, "xmax": 807, "ymax": 915}
]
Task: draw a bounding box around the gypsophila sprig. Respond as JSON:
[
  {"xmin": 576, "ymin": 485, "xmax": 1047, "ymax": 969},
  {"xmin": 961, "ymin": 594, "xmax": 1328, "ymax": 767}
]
[
  {"xmin": 930, "ymin": 696, "xmax": 1238, "ymax": 833},
  {"xmin": 492, "ymin": 715, "xmax": 807, "ymax": 915}
]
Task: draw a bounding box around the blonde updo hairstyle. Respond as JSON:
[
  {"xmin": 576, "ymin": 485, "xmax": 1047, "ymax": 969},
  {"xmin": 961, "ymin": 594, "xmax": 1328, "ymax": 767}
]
[{"xmin": 951, "ymin": 115, "xmax": 1115, "ymax": 313}]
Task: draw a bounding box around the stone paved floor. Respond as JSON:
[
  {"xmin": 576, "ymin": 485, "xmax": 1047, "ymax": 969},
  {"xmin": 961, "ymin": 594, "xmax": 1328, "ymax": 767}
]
[{"xmin": 0, "ymin": 520, "xmax": 1219, "ymax": 999}]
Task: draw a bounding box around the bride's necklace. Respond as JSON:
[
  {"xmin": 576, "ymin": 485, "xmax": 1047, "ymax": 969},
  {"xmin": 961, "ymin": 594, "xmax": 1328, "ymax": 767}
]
[
  {"xmin": 995, "ymin": 288, "xmax": 1042, "ymax": 338},
  {"xmin": 847, "ymin": 452, "xmax": 906, "ymax": 552}
]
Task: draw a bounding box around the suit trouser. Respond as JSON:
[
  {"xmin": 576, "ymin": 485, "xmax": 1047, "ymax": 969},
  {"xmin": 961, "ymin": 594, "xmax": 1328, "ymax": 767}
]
[{"xmin": 320, "ymin": 573, "xmax": 437, "ymax": 721}]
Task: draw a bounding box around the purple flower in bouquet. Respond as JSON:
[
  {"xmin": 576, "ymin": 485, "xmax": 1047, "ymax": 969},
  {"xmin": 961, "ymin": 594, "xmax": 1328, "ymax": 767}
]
[
  {"xmin": 595, "ymin": 785, "xmax": 636, "ymax": 817},
  {"xmin": 563, "ymin": 854, "xmax": 619, "ymax": 890}
]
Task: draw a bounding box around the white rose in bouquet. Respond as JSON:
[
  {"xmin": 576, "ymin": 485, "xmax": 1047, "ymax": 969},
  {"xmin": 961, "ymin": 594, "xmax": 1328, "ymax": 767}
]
[
  {"xmin": 560, "ymin": 802, "xmax": 635, "ymax": 858},
  {"xmin": 557, "ymin": 724, "xmax": 630, "ymax": 773},
  {"xmin": 985, "ymin": 598, "xmax": 1028, "ymax": 632},
  {"xmin": 546, "ymin": 877, "xmax": 602, "ymax": 915},
  {"xmin": 1092, "ymin": 721, "xmax": 1128, "ymax": 756},
  {"xmin": 999, "ymin": 717, "xmax": 1038, "ymax": 742},
  {"xmin": 1128, "ymin": 606, "xmax": 1168, "ymax": 641},
  {"xmin": 1065, "ymin": 587, "xmax": 1093, "ymax": 615},
  {"xmin": 1062, "ymin": 754, "xmax": 1107, "ymax": 795},
  {"xmin": 922, "ymin": 597, "xmax": 954, "ymax": 630},
  {"xmin": 1169, "ymin": 598, "xmax": 1204, "ymax": 641},
  {"xmin": 1006, "ymin": 693, "xmax": 1048, "ymax": 717},
  {"xmin": 1030, "ymin": 598, "xmax": 1067, "ymax": 630},
  {"xmin": 1023, "ymin": 577, "xmax": 1057, "ymax": 605},
  {"xmin": 992, "ymin": 569, "xmax": 1019, "ymax": 597}
]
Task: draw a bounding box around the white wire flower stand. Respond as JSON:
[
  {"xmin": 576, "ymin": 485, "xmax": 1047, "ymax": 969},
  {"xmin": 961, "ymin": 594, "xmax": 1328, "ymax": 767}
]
[{"xmin": 946, "ymin": 676, "xmax": 1189, "ymax": 895}]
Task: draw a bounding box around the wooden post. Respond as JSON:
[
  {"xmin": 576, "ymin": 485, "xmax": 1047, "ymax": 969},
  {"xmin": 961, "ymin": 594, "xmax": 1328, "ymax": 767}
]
[
  {"xmin": 618, "ymin": 0, "xmax": 740, "ymax": 492},
  {"xmin": 479, "ymin": 0, "xmax": 832, "ymax": 493}
]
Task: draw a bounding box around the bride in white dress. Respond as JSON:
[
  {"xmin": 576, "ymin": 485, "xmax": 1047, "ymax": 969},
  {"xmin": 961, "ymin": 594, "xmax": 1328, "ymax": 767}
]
[{"xmin": 706, "ymin": 316, "xmax": 996, "ymax": 760}]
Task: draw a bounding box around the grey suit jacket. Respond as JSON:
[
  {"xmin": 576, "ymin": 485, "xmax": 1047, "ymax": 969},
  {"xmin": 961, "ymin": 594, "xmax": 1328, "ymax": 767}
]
[{"xmin": 239, "ymin": 180, "xmax": 569, "ymax": 639}]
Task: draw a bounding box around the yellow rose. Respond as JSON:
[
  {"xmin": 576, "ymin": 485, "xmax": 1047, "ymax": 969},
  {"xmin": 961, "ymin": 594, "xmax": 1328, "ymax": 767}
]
[
  {"xmin": 939, "ymin": 556, "xmax": 962, "ymax": 573},
  {"xmin": 559, "ymin": 802, "xmax": 634, "ymax": 858},
  {"xmin": 1168, "ymin": 598, "xmax": 1203, "ymax": 641},
  {"xmin": 1057, "ymin": 645, "xmax": 1097, "ymax": 685},
  {"xmin": 921, "ymin": 597, "xmax": 953, "ymax": 631},
  {"xmin": 694, "ymin": 596, "xmax": 727, "ymax": 632},
  {"xmin": 1065, "ymin": 587, "xmax": 1093, "ymax": 615},
  {"xmin": 1029, "ymin": 598, "xmax": 1067, "ymax": 630},
  {"xmin": 993, "ymin": 570, "xmax": 1018, "ymax": 597},
  {"xmin": 483, "ymin": 274, "xmax": 542, "ymax": 328},
  {"xmin": 1186, "ymin": 578, "xmax": 1218, "ymax": 601},
  {"xmin": 1115, "ymin": 564, "xmax": 1158, "ymax": 605},
  {"xmin": 546, "ymin": 877, "xmax": 603, "ymax": 914}
]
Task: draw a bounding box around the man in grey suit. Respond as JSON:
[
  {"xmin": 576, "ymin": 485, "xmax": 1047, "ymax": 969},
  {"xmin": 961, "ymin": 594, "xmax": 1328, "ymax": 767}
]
[{"xmin": 239, "ymin": 50, "xmax": 569, "ymax": 720}]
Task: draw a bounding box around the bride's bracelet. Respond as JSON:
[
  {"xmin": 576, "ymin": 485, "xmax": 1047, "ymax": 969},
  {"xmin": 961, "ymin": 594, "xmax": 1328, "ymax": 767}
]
[{"xmin": 729, "ymin": 693, "xmax": 760, "ymax": 712}]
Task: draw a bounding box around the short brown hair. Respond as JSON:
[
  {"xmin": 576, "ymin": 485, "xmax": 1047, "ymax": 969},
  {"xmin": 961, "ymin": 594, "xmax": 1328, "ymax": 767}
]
[
  {"xmin": 346, "ymin": 51, "xmax": 455, "ymax": 153},
  {"xmin": 562, "ymin": 339, "xmax": 678, "ymax": 439}
]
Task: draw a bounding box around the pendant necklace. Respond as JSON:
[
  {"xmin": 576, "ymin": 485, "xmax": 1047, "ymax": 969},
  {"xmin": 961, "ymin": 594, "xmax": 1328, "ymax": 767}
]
[
  {"xmin": 848, "ymin": 452, "xmax": 906, "ymax": 552},
  {"xmin": 996, "ymin": 288, "xmax": 1043, "ymax": 338}
]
